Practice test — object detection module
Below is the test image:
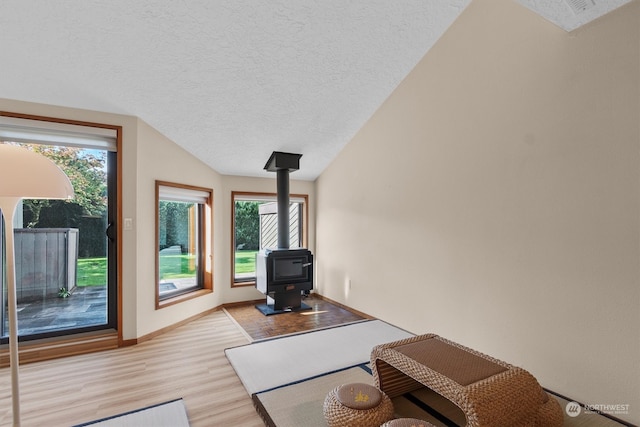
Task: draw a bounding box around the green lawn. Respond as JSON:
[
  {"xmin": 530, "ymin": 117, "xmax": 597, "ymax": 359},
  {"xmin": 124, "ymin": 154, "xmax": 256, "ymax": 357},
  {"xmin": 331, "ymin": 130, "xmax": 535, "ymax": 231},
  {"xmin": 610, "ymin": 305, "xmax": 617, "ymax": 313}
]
[
  {"xmin": 77, "ymin": 254, "xmax": 199, "ymax": 286},
  {"xmin": 158, "ymin": 254, "xmax": 197, "ymax": 280},
  {"xmin": 77, "ymin": 257, "xmax": 107, "ymax": 286},
  {"xmin": 77, "ymin": 251, "xmax": 258, "ymax": 286},
  {"xmin": 235, "ymin": 250, "xmax": 258, "ymax": 274}
]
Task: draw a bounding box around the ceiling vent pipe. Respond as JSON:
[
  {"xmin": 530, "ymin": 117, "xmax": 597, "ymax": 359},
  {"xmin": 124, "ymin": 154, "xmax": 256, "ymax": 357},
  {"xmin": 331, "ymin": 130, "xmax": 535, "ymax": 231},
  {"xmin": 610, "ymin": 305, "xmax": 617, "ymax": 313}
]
[{"xmin": 263, "ymin": 151, "xmax": 302, "ymax": 250}]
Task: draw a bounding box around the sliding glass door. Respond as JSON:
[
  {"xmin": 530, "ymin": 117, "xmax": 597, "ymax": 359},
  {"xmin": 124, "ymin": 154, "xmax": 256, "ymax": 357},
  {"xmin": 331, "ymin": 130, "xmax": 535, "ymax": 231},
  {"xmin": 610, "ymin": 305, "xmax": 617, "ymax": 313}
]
[{"xmin": 0, "ymin": 116, "xmax": 118, "ymax": 342}]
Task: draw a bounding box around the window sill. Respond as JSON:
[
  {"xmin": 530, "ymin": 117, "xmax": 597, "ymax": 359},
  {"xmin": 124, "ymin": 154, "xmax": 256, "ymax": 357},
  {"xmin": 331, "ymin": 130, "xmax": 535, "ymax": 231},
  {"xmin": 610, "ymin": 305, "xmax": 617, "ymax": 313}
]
[
  {"xmin": 232, "ymin": 280, "xmax": 256, "ymax": 288},
  {"xmin": 156, "ymin": 288, "xmax": 212, "ymax": 309}
]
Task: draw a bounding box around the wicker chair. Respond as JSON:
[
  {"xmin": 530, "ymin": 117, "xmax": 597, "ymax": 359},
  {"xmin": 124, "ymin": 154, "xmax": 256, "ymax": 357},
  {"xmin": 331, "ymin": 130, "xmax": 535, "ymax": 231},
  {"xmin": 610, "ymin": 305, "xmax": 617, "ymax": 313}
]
[{"xmin": 371, "ymin": 334, "xmax": 563, "ymax": 427}]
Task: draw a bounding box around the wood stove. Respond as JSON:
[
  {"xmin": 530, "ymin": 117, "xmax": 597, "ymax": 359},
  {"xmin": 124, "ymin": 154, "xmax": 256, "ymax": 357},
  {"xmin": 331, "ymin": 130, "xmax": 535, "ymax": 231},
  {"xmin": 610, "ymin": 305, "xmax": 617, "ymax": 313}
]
[{"xmin": 255, "ymin": 151, "xmax": 314, "ymax": 315}]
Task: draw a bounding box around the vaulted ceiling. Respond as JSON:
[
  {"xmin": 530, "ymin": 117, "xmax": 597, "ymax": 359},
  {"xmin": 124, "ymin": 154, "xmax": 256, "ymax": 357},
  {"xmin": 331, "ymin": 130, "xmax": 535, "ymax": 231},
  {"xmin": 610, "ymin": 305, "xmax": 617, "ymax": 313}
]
[{"xmin": 0, "ymin": 0, "xmax": 633, "ymax": 180}]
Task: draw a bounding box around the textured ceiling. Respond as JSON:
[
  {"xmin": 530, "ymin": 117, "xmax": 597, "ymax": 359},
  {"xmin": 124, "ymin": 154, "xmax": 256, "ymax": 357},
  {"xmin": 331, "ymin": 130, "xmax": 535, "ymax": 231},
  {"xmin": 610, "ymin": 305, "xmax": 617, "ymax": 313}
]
[{"xmin": 0, "ymin": 0, "xmax": 632, "ymax": 180}]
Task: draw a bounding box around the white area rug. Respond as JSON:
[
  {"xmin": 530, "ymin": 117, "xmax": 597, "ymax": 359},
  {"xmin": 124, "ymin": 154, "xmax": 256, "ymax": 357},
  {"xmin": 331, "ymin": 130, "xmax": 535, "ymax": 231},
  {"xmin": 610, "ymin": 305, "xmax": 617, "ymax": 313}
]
[
  {"xmin": 75, "ymin": 399, "xmax": 189, "ymax": 427},
  {"xmin": 225, "ymin": 319, "xmax": 413, "ymax": 394}
]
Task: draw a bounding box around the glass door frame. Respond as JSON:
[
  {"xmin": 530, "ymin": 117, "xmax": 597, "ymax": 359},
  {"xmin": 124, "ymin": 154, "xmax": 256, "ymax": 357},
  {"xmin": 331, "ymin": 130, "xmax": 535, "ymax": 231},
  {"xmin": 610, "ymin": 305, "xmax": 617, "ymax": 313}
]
[{"xmin": 0, "ymin": 111, "xmax": 121, "ymax": 345}]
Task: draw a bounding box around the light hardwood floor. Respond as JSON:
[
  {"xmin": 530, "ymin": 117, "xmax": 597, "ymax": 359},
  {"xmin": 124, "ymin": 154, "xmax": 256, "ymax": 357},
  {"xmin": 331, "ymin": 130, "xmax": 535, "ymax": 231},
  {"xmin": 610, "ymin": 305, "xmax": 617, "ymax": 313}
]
[{"xmin": 0, "ymin": 310, "xmax": 263, "ymax": 427}]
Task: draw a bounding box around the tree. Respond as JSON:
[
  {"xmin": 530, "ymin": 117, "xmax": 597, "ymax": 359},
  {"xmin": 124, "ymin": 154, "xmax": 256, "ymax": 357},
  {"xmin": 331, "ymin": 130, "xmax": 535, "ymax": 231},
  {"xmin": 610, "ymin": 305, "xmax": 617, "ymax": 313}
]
[
  {"xmin": 158, "ymin": 201, "xmax": 191, "ymax": 251},
  {"xmin": 235, "ymin": 201, "xmax": 260, "ymax": 250},
  {"xmin": 9, "ymin": 143, "xmax": 107, "ymax": 227}
]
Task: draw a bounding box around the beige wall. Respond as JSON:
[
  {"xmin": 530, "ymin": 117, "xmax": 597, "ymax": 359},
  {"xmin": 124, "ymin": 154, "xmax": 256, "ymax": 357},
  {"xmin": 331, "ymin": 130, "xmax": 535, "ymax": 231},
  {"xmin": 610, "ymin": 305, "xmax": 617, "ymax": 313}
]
[
  {"xmin": 132, "ymin": 122, "xmax": 315, "ymax": 334},
  {"xmin": 315, "ymin": 0, "xmax": 639, "ymax": 423},
  {"xmin": 134, "ymin": 119, "xmax": 225, "ymax": 337}
]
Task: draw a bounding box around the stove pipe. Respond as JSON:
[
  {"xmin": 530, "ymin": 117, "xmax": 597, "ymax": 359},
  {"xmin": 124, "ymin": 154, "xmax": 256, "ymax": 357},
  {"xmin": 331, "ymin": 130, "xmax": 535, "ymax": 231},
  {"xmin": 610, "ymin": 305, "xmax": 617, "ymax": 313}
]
[{"xmin": 264, "ymin": 151, "xmax": 302, "ymax": 250}]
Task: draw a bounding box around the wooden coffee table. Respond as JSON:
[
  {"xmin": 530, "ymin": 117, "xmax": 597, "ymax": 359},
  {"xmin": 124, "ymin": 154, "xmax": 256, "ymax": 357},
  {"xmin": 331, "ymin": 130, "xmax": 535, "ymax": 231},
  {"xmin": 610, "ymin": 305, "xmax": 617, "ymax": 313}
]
[{"xmin": 370, "ymin": 334, "xmax": 563, "ymax": 427}]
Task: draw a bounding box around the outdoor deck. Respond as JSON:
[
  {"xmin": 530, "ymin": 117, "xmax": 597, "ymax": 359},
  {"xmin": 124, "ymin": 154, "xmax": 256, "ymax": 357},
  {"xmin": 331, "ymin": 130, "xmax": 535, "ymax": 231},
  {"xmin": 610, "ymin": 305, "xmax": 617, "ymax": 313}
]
[
  {"xmin": 5, "ymin": 278, "xmax": 196, "ymax": 338},
  {"xmin": 6, "ymin": 285, "xmax": 107, "ymax": 337}
]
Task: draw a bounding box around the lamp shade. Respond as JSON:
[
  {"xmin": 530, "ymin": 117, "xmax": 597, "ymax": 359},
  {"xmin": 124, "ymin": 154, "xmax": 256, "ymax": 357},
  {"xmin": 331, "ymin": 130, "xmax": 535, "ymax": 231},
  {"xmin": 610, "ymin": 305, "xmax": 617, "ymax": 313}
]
[{"xmin": 0, "ymin": 144, "xmax": 74, "ymax": 199}]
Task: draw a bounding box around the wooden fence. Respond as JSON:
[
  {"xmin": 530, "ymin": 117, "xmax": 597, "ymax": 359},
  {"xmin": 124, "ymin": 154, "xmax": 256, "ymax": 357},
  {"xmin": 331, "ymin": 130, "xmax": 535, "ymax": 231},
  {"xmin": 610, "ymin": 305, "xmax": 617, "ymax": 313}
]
[{"xmin": 14, "ymin": 228, "xmax": 78, "ymax": 302}]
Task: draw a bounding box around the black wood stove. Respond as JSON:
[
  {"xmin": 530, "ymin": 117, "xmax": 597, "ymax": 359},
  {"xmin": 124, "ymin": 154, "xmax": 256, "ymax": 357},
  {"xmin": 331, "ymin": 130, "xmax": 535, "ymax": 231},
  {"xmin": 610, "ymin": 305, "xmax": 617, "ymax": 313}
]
[{"xmin": 255, "ymin": 151, "xmax": 313, "ymax": 315}]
